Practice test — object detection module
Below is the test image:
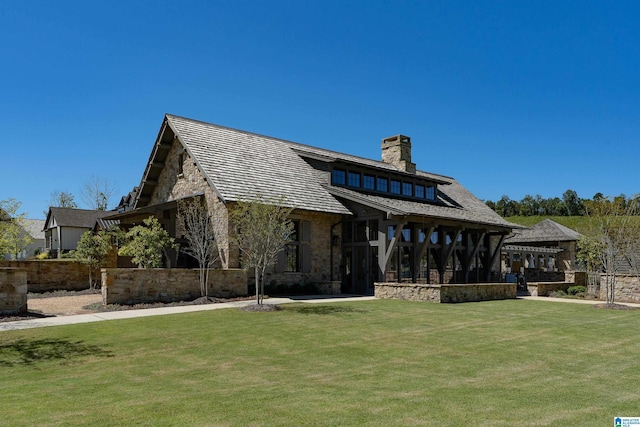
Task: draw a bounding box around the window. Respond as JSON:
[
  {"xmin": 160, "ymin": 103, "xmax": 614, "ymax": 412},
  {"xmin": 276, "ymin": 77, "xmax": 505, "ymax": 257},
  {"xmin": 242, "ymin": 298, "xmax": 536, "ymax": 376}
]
[
  {"xmin": 332, "ymin": 169, "xmax": 346, "ymax": 185},
  {"xmin": 284, "ymin": 221, "xmax": 300, "ymax": 272},
  {"xmin": 390, "ymin": 180, "xmax": 401, "ymax": 194},
  {"xmin": 377, "ymin": 177, "xmax": 388, "ymax": 192},
  {"xmin": 348, "ymin": 172, "xmax": 361, "ymax": 187},
  {"xmin": 414, "ymin": 184, "xmax": 425, "ymax": 199},
  {"xmin": 363, "ymin": 175, "xmax": 375, "ymax": 190},
  {"xmin": 178, "ymin": 151, "xmax": 185, "ymax": 176},
  {"xmin": 426, "ymin": 186, "xmax": 436, "ymax": 200},
  {"xmin": 402, "ymin": 182, "xmax": 413, "ymax": 196}
]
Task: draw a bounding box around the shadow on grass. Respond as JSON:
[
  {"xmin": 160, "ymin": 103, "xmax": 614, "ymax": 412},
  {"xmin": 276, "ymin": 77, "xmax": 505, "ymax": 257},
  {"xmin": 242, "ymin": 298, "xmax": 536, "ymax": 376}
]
[
  {"xmin": 0, "ymin": 338, "xmax": 114, "ymax": 367},
  {"xmin": 284, "ymin": 305, "xmax": 367, "ymax": 315}
]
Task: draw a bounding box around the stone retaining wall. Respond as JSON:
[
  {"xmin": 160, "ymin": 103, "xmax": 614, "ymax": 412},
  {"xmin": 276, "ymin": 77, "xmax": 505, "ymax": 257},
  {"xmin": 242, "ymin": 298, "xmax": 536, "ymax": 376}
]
[
  {"xmin": 0, "ymin": 260, "xmax": 95, "ymax": 292},
  {"xmin": 599, "ymin": 274, "xmax": 640, "ymax": 303},
  {"xmin": 375, "ymin": 282, "xmax": 516, "ymax": 303},
  {"xmin": 0, "ymin": 268, "xmax": 28, "ymax": 314},
  {"xmin": 526, "ymin": 282, "xmax": 571, "ymax": 297},
  {"xmin": 101, "ymin": 268, "xmax": 247, "ymax": 305}
]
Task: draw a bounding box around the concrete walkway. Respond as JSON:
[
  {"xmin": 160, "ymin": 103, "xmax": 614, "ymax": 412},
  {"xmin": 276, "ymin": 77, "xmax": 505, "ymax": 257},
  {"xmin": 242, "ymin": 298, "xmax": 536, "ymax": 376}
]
[{"xmin": 0, "ymin": 295, "xmax": 376, "ymax": 331}]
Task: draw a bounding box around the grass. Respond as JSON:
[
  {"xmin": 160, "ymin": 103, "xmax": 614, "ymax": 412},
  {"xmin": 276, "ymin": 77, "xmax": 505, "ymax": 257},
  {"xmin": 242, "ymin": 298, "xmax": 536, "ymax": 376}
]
[{"xmin": 1, "ymin": 299, "xmax": 639, "ymax": 426}]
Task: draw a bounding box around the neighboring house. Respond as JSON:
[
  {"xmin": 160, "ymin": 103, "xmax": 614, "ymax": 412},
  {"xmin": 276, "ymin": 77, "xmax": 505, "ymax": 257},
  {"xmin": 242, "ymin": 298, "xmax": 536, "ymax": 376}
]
[
  {"xmin": 503, "ymin": 219, "xmax": 582, "ymax": 273},
  {"xmin": 114, "ymin": 114, "xmax": 517, "ymax": 294},
  {"xmin": 43, "ymin": 207, "xmax": 113, "ymax": 258},
  {"xmin": 1, "ymin": 217, "xmax": 45, "ymax": 260}
]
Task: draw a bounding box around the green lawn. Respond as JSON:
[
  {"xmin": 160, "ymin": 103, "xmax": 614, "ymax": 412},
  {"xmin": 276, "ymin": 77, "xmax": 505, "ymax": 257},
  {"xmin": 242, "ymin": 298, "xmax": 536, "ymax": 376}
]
[{"xmin": 1, "ymin": 299, "xmax": 638, "ymax": 426}]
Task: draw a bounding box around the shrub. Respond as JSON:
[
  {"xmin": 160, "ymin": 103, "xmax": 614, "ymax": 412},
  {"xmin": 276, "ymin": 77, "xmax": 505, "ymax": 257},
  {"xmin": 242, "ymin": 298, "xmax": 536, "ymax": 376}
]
[
  {"xmin": 35, "ymin": 251, "xmax": 50, "ymax": 260},
  {"xmin": 567, "ymin": 286, "xmax": 587, "ymax": 295}
]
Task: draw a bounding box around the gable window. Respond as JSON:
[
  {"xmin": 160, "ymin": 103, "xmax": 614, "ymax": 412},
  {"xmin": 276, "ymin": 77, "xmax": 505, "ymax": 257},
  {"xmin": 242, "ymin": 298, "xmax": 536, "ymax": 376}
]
[
  {"xmin": 415, "ymin": 184, "xmax": 425, "ymax": 199},
  {"xmin": 363, "ymin": 174, "xmax": 375, "ymax": 190},
  {"xmin": 332, "ymin": 169, "xmax": 346, "ymax": 185},
  {"xmin": 377, "ymin": 177, "xmax": 388, "ymax": 192},
  {"xmin": 402, "ymin": 182, "xmax": 413, "ymax": 196},
  {"xmin": 390, "ymin": 180, "xmax": 401, "ymax": 194},
  {"xmin": 347, "ymin": 172, "xmax": 361, "ymax": 187}
]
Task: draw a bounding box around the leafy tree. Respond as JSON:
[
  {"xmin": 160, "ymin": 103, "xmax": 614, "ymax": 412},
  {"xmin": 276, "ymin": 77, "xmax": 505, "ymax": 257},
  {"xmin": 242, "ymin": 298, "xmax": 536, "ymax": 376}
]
[
  {"xmin": 229, "ymin": 195, "xmax": 294, "ymax": 305},
  {"xmin": 177, "ymin": 196, "xmax": 219, "ymax": 297},
  {"xmin": 0, "ymin": 199, "xmax": 33, "ymax": 260},
  {"xmin": 119, "ymin": 217, "xmax": 176, "ymax": 268},
  {"xmin": 81, "ymin": 176, "xmax": 116, "ymax": 210},
  {"xmin": 584, "ymin": 195, "xmax": 640, "ymax": 305},
  {"xmin": 562, "ymin": 189, "xmax": 584, "ymax": 216},
  {"xmin": 72, "ymin": 230, "xmax": 113, "ymax": 288}
]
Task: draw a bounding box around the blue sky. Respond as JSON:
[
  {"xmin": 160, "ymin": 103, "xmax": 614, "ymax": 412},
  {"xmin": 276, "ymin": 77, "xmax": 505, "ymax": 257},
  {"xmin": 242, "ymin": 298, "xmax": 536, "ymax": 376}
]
[{"xmin": 2, "ymin": 1, "xmax": 639, "ymax": 218}]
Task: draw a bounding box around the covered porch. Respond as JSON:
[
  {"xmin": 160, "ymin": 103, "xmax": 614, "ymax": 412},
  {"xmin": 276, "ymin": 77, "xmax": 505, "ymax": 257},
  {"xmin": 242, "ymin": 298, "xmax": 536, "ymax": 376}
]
[{"xmin": 340, "ymin": 210, "xmax": 511, "ymax": 295}]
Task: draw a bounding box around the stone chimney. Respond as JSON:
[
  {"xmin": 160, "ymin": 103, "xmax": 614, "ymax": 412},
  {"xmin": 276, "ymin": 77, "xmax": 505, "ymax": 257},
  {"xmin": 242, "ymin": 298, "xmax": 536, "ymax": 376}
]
[{"xmin": 381, "ymin": 134, "xmax": 416, "ymax": 174}]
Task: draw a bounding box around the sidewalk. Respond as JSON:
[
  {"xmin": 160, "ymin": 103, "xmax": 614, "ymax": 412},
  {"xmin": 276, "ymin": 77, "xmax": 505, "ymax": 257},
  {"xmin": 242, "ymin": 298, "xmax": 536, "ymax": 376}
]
[{"xmin": 0, "ymin": 295, "xmax": 376, "ymax": 331}]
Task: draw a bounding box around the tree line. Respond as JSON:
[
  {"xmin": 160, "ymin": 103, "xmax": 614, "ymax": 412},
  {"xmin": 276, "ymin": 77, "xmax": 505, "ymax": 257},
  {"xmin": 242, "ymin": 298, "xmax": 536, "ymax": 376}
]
[{"xmin": 485, "ymin": 190, "xmax": 640, "ymax": 217}]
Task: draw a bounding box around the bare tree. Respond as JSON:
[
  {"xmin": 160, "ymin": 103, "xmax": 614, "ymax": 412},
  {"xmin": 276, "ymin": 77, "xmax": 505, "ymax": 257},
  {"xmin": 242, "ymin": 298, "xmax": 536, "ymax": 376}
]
[
  {"xmin": 47, "ymin": 190, "xmax": 78, "ymax": 210},
  {"xmin": 82, "ymin": 176, "xmax": 116, "ymax": 210},
  {"xmin": 584, "ymin": 195, "xmax": 640, "ymax": 305},
  {"xmin": 210, "ymin": 194, "xmax": 230, "ymax": 269},
  {"xmin": 229, "ymin": 195, "xmax": 293, "ymax": 305},
  {"xmin": 177, "ymin": 196, "xmax": 219, "ymax": 297}
]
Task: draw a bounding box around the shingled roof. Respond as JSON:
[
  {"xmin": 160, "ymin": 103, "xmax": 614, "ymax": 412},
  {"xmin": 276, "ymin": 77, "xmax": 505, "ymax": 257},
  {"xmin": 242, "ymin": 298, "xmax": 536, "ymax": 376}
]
[
  {"xmin": 44, "ymin": 207, "xmax": 113, "ymax": 230},
  {"xmin": 505, "ymin": 219, "xmax": 582, "ymax": 244},
  {"xmin": 137, "ymin": 114, "xmax": 516, "ymax": 230}
]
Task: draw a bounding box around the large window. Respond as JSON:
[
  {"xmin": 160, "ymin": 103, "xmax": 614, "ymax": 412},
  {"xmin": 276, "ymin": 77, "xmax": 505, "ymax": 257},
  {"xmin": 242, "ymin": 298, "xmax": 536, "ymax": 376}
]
[{"xmin": 284, "ymin": 220, "xmax": 300, "ymax": 272}]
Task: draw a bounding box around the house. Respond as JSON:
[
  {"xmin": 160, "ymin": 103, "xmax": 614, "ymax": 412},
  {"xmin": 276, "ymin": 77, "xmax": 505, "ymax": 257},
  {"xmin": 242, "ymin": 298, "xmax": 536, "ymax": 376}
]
[
  {"xmin": 503, "ymin": 219, "xmax": 582, "ymax": 274},
  {"xmin": 43, "ymin": 207, "xmax": 113, "ymax": 258},
  {"xmin": 114, "ymin": 114, "xmax": 517, "ymax": 294},
  {"xmin": 0, "ymin": 215, "xmax": 45, "ymax": 260}
]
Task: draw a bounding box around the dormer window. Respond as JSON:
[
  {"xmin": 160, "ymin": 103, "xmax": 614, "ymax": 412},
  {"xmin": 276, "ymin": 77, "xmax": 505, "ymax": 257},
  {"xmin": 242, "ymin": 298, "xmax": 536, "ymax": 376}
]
[
  {"xmin": 332, "ymin": 169, "xmax": 346, "ymax": 185},
  {"xmin": 330, "ymin": 166, "xmax": 438, "ymax": 203}
]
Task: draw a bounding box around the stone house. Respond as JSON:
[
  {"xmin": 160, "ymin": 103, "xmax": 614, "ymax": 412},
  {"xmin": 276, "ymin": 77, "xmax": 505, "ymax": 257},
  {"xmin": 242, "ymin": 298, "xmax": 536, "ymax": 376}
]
[{"xmin": 113, "ymin": 114, "xmax": 517, "ymax": 294}]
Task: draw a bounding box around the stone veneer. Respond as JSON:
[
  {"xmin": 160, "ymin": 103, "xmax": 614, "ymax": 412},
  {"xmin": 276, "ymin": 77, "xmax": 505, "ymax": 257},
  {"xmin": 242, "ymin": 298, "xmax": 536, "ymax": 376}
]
[
  {"xmin": 101, "ymin": 268, "xmax": 247, "ymax": 305},
  {"xmin": 375, "ymin": 282, "xmax": 516, "ymax": 303},
  {"xmin": 526, "ymin": 282, "xmax": 571, "ymax": 297},
  {"xmin": 0, "ymin": 268, "xmax": 28, "ymax": 314},
  {"xmin": 599, "ymin": 274, "xmax": 640, "ymax": 303},
  {"xmin": 0, "ymin": 260, "xmax": 100, "ymax": 292}
]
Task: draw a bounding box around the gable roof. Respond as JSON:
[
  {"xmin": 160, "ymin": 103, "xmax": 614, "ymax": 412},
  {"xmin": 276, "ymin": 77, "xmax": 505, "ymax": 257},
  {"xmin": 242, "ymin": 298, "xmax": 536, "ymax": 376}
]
[
  {"xmin": 505, "ymin": 219, "xmax": 582, "ymax": 244},
  {"xmin": 136, "ymin": 114, "xmax": 517, "ymax": 230},
  {"xmin": 44, "ymin": 207, "xmax": 113, "ymax": 230},
  {"xmin": 22, "ymin": 219, "xmax": 45, "ymax": 239}
]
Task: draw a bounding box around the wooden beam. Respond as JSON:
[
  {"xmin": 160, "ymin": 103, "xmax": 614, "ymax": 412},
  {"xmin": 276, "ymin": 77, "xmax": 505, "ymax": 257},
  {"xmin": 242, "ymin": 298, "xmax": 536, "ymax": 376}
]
[
  {"xmin": 380, "ymin": 219, "xmax": 407, "ymax": 277},
  {"xmin": 487, "ymin": 234, "xmax": 507, "ymax": 281}
]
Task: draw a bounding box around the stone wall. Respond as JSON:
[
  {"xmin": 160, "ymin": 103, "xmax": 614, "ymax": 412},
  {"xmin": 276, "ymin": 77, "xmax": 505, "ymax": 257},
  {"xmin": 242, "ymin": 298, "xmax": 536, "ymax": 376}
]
[
  {"xmin": 563, "ymin": 271, "xmax": 586, "ymax": 286},
  {"xmin": 526, "ymin": 282, "xmax": 571, "ymax": 297},
  {"xmin": 101, "ymin": 268, "xmax": 247, "ymax": 305},
  {"xmin": 0, "ymin": 260, "xmax": 96, "ymax": 292},
  {"xmin": 0, "ymin": 268, "xmax": 28, "ymax": 314},
  {"xmin": 599, "ymin": 274, "xmax": 640, "ymax": 303},
  {"xmin": 375, "ymin": 282, "xmax": 516, "ymax": 303}
]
